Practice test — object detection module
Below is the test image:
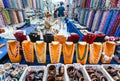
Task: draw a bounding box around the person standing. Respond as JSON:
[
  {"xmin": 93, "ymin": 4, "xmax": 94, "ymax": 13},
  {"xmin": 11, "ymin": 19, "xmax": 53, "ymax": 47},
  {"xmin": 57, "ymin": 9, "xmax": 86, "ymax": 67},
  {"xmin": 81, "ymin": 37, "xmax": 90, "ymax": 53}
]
[{"xmin": 56, "ymin": 2, "xmax": 65, "ymax": 29}]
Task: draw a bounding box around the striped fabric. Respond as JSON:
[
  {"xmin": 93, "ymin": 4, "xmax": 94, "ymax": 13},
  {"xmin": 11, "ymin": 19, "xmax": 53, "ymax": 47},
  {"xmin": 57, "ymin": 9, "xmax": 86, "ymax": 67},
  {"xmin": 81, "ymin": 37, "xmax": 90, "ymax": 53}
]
[
  {"xmin": 0, "ymin": 11, "xmax": 6, "ymax": 27},
  {"xmin": 102, "ymin": 10, "xmax": 113, "ymax": 33},
  {"xmin": 114, "ymin": 24, "xmax": 120, "ymax": 37},
  {"xmin": 98, "ymin": 10, "xmax": 110, "ymax": 32},
  {"xmin": 106, "ymin": 11, "xmax": 119, "ymax": 35}
]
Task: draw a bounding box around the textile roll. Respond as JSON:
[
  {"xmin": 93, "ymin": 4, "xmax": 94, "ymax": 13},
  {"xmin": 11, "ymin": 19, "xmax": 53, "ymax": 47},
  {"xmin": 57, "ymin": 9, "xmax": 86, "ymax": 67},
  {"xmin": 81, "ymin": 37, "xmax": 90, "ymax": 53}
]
[
  {"xmin": 98, "ymin": 10, "xmax": 109, "ymax": 32},
  {"xmin": 63, "ymin": 42, "xmax": 75, "ymax": 64},
  {"xmin": 89, "ymin": 42, "xmax": 102, "ymax": 64},
  {"xmin": 0, "ymin": 0, "xmax": 4, "ymax": 8},
  {"xmin": 54, "ymin": 34, "xmax": 66, "ymax": 44},
  {"xmin": 7, "ymin": 40, "xmax": 21, "ymax": 63},
  {"xmin": 22, "ymin": 40, "xmax": 35, "ymax": 63},
  {"xmin": 35, "ymin": 41, "xmax": 46, "ymax": 63},
  {"xmin": 101, "ymin": 41, "xmax": 116, "ymax": 64},
  {"xmin": 49, "ymin": 41, "xmax": 62, "ymax": 64},
  {"xmin": 76, "ymin": 42, "xmax": 89, "ymax": 64}
]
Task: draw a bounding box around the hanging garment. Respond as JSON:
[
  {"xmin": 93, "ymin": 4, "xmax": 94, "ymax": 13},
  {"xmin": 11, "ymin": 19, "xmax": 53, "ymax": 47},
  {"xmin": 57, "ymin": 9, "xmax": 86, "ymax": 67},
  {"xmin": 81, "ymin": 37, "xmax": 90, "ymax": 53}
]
[
  {"xmin": 22, "ymin": 40, "xmax": 35, "ymax": 63},
  {"xmin": 68, "ymin": 33, "xmax": 80, "ymax": 43},
  {"xmin": 89, "ymin": 42, "xmax": 102, "ymax": 64},
  {"xmin": 12, "ymin": 11, "xmax": 19, "ymax": 24},
  {"xmin": 22, "ymin": 0, "xmax": 27, "ymax": 8},
  {"xmin": 80, "ymin": 9, "xmax": 86, "ymax": 25},
  {"xmin": 49, "ymin": 41, "xmax": 62, "ymax": 64},
  {"xmin": 0, "ymin": 11, "xmax": 6, "ymax": 27},
  {"xmin": 7, "ymin": 40, "xmax": 21, "ymax": 63},
  {"xmin": 15, "ymin": 11, "xmax": 21, "ymax": 23},
  {"xmin": 98, "ymin": 10, "xmax": 110, "ymax": 32},
  {"xmin": 98, "ymin": 0, "xmax": 103, "ymax": 8},
  {"xmin": 110, "ymin": 14, "xmax": 120, "ymax": 36},
  {"xmin": 112, "ymin": 0, "xmax": 119, "ymax": 8},
  {"xmin": 2, "ymin": 9, "xmax": 11, "ymax": 25},
  {"xmin": 102, "ymin": 10, "xmax": 113, "ymax": 33},
  {"xmin": 87, "ymin": 10, "xmax": 93, "ymax": 28},
  {"xmin": 93, "ymin": 0, "xmax": 99, "ymax": 8},
  {"xmin": 76, "ymin": 42, "xmax": 89, "ymax": 64},
  {"xmin": 17, "ymin": 0, "xmax": 23, "ymax": 9},
  {"xmin": 117, "ymin": 0, "xmax": 120, "ymax": 8},
  {"xmin": 81, "ymin": 0, "xmax": 86, "ymax": 8},
  {"xmin": 101, "ymin": 41, "xmax": 116, "ymax": 64},
  {"xmin": 11, "ymin": 0, "xmax": 17, "ymax": 9},
  {"xmin": 101, "ymin": 0, "xmax": 106, "ymax": 8},
  {"xmin": 35, "ymin": 41, "xmax": 46, "ymax": 63},
  {"xmin": 0, "ymin": 0, "xmax": 4, "ymax": 8},
  {"xmin": 18, "ymin": 11, "xmax": 24, "ymax": 22},
  {"xmin": 63, "ymin": 42, "xmax": 75, "ymax": 64},
  {"xmin": 114, "ymin": 24, "xmax": 120, "ymax": 37},
  {"xmin": 90, "ymin": 0, "xmax": 94, "ymax": 8},
  {"xmin": 2, "ymin": 0, "xmax": 10, "ymax": 8},
  {"xmin": 54, "ymin": 34, "xmax": 66, "ymax": 44},
  {"xmin": 8, "ymin": 0, "xmax": 12, "ymax": 8},
  {"xmin": 106, "ymin": 11, "xmax": 119, "ymax": 35}
]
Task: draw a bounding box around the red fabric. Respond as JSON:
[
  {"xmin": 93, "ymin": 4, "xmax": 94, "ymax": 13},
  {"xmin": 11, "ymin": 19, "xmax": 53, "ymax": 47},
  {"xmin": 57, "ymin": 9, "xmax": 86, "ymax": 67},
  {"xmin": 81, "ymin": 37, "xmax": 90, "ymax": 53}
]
[
  {"xmin": 82, "ymin": 33, "xmax": 96, "ymax": 44},
  {"xmin": 112, "ymin": 0, "xmax": 119, "ymax": 8},
  {"xmin": 68, "ymin": 33, "xmax": 80, "ymax": 43}
]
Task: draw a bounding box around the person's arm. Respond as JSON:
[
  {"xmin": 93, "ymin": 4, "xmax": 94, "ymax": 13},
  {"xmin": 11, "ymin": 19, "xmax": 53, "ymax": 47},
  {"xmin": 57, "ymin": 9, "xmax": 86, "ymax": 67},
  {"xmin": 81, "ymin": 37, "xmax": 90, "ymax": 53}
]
[{"xmin": 45, "ymin": 20, "xmax": 58, "ymax": 27}]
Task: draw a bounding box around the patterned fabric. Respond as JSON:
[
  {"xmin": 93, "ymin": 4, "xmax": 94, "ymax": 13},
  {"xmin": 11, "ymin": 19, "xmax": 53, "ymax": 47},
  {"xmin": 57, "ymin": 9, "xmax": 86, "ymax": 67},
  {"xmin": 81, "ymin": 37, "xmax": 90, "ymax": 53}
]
[
  {"xmin": 80, "ymin": 9, "xmax": 86, "ymax": 25},
  {"xmin": 0, "ymin": 0, "xmax": 4, "ymax": 8},
  {"xmin": 110, "ymin": 13, "xmax": 120, "ymax": 36},
  {"xmin": 98, "ymin": 0, "xmax": 103, "ymax": 8},
  {"xmin": 98, "ymin": 10, "xmax": 110, "ymax": 32},
  {"xmin": 2, "ymin": 0, "xmax": 10, "ymax": 8},
  {"xmin": 114, "ymin": 24, "xmax": 120, "ymax": 37},
  {"xmin": 86, "ymin": 0, "xmax": 91, "ymax": 8},
  {"xmin": 106, "ymin": 11, "xmax": 119, "ymax": 35},
  {"xmin": 101, "ymin": 0, "xmax": 106, "ymax": 8},
  {"xmin": 117, "ymin": 0, "xmax": 120, "ymax": 8},
  {"xmin": 2, "ymin": 9, "xmax": 11, "ymax": 25},
  {"xmin": 106, "ymin": 0, "xmax": 112, "ymax": 8},
  {"xmin": 102, "ymin": 10, "xmax": 113, "ymax": 33},
  {"xmin": 84, "ymin": 9, "xmax": 90, "ymax": 26},
  {"xmin": 0, "ymin": 11, "xmax": 6, "ymax": 27},
  {"xmin": 112, "ymin": 0, "xmax": 119, "ymax": 8},
  {"xmin": 90, "ymin": 0, "xmax": 94, "ymax": 8}
]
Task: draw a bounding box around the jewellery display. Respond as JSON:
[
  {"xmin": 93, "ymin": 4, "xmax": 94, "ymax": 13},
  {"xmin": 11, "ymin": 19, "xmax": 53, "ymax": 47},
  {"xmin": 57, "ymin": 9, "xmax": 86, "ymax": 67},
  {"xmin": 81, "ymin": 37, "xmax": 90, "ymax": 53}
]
[
  {"xmin": 89, "ymin": 42, "xmax": 102, "ymax": 64},
  {"xmin": 63, "ymin": 42, "xmax": 75, "ymax": 64},
  {"xmin": 85, "ymin": 65, "xmax": 109, "ymax": 81},
  {"xmin": 35, "ymin": 41, "xmax": 46, "ymax": 63},
  {"xmin": 28, "ymin": 32, "xmax": 40, "ymax": 42},
  {"xmin": 76, "ymin": 42, "xmax": 89, "ymax": 64},
  {"xmin": 103, "ymin": 65, "xmax": 120, "ymax": 81},
  {"xmin": 49, "ymin": 41, "xmax": 62, "ymax": 63},
  {"xmin": 22, "ymin": 40, "xmax": 34, "ymax": 63},
  {"xmin": 54, "ymin": 34, "xmax": 66, "ymax": 44},
  {"xmin": 66, "ymin": 64, "xmax": 89, "ymax": 81},
  {"xmin": 7, "ymin": 40, "xmax": 21, "ymax": 63},
  {"xmin": 101, "ymin": 41, "xmax": 116, "ymax": 64},
  {"xmin": 24, "ymin": 66, "xmax": 45, "ymax": 81},
  {"xmin": 46, "ymin": 64, "xmax": 65, "ymax": 81},
  {"xmin": 68, "ymin": 33, "xmax": 80, "ymax": 43},
  {"xmin": 1, "ymin": 63, "xmax": 27, "ymax": 81}
]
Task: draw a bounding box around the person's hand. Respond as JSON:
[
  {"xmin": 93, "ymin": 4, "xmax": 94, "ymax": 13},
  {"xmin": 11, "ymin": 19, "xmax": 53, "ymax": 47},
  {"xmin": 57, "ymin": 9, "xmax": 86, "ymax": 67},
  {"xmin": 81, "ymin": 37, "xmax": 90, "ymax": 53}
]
[{"xmin": 55, "ymin": 20, "xmax": 58, "ymax": 24}]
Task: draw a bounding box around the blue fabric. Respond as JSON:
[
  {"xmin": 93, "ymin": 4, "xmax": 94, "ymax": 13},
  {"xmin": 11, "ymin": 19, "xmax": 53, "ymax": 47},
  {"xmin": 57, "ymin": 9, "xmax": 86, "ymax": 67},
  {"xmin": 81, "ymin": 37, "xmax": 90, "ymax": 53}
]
[
  {"xmin": 22, "ymin": 0, "xmax": 27, "ymax": 8},
  {"xmin": 106, "ymin": 11, "xmax": 119, "ymax": 35},
  {"xmin": 2, "ymin": 0, "xmax": 10, "ymax": 8},
  {"xmin": 102, "ymin": 10, "xmax": 113, "ymax": 34},
  {"xmin": 57, "ymin": 6, "xmax": 65, "ymax": 17},
  {"xmin": 84, "ymin": 9, "xmax": 90, "ymax": 26},
  {"xmin": 98, "ymin": 0, "xmax": 103, "ymax": 8},
  {"xmin": 114, "ymin": 24, "xmax": 120, "ymax": 37}
]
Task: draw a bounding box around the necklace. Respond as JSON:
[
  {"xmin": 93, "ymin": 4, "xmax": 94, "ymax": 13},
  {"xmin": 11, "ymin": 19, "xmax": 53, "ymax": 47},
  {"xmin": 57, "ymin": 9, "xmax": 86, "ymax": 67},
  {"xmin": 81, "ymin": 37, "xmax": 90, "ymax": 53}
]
[
  {"xmin": 8, "ymin": 41, "xmax": 19, "ymax": 58},
  {"xmin": 22, "ymin": 41, "xmax": 33, "ymax": 63},
  {"xmin": 36, "ymin": 42, "xmax": 46, "ymax": 63},
  {"xmin": 49, "ymin": 43, "xmax": 61, "ymax": 63},
  {"xmin": 90, "ymin": 44, "xmax": 102, "ymax": 64},
  {"xmin": 76, "ymin": 43, "xmax": 87, "ymax": 61}
]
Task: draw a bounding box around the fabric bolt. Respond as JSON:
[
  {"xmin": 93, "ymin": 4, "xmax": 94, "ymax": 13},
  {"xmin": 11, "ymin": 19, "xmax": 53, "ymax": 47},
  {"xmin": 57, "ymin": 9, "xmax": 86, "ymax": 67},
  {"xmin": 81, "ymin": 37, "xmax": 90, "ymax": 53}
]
[
  {"xmin": 84, "ymin": 9, "xmax": 89, "ymax": 26},
  {"xmin": 106, "ymin": 0, "xmax": 112, "ymax": 8},
  {"xmin": 98, "ymin": 0, "xmax": 103, "ymax": 8},
  {"xmin": 2, "ymin": 0, "xmax": 10, "ymax": 8},
  {"xmin": 117, "ymin": 0, "xmax": 120, "ymax": 8},
  {"xmin": 90, "ymin": 0, "xmax": 94, "ymax": 8},
  {"xmin": 98, "ymin": 10, "xmax": 110, "ymax": 32},
  {"xmin": 106, "ymin": 11, "xmax": 119, "ymax": 35},
  {"xmin": 91, "ymin": 10, "xmax": 101, "ymax": 32},
  {"xmin": 102, "ymin": 11, "xmax": 113, "ymax": 33},
  {"xmin": 2, "ymin": 9, "xmax": 11, "ymax": 25},
  {"xmin": 81, "ymin": 0, "xmax": 86, "ymax": 8},
  {"xmin": 112, "ymin": 0, "xmax": 119, "ymax": 8},
  {"xmin": 86, "ymin": 0, "xmax": 91, "ymax": 8},
  {"xmin": 114, "ymin": 24, "xmax": 120, "ymax": 37},
  {"xmin": 95, "ymin": 10, "xmax": 104, "ymax": 31},
  {"xmin": 110, "ymin": 14, "xmax": 120, "ymax": 36},
  {"xmin": 0, "ymin": 11, "xmax": 6, "ymax": 27},
  {"xmin": 101, "ymin": 0, "xmax": 106, "ymax": 8},
  {"xmin": 0, "ymin": 0, "xmax": 4, "ymax": 8}
]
